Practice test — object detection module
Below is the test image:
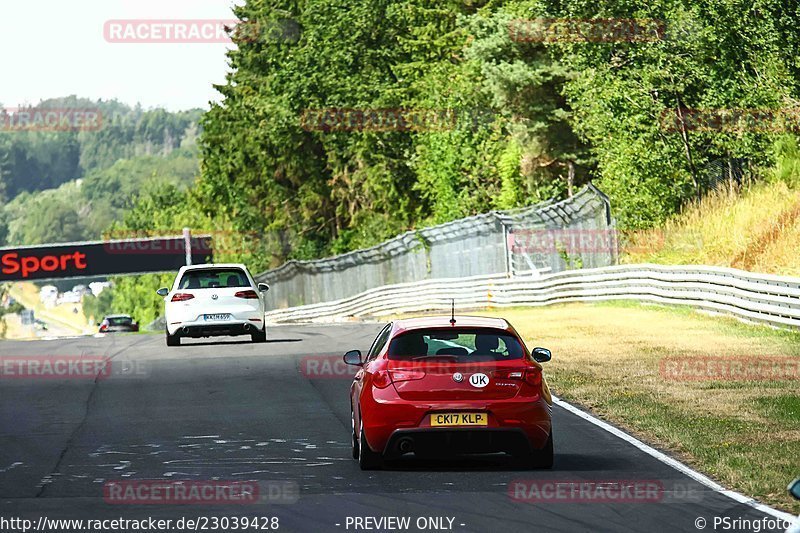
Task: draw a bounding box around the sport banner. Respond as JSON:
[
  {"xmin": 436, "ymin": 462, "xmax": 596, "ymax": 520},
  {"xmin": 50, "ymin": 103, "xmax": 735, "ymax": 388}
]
[{"xmin": 0, "ymin": 236, "xmax": 213, "ymax": 281}]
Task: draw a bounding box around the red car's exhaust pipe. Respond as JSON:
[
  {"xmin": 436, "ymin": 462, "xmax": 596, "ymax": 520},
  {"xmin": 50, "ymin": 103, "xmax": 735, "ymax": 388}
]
[{"xmin": 397, "ymin": 437, "xmax": 414, "ymax": 454}]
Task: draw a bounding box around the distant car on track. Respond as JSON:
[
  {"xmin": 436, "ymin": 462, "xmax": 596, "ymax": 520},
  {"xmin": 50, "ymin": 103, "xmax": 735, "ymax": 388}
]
[
  {"xmin": 156, "ymin": 263, "xmax": 269, "ymax": 346},
  {"xmin": 98, "ymin": 314, "xmax": 139, "ymax": 333},
  {"xmin": 344, "ymin": 315, "xmax": 553, "ymax": 470}
]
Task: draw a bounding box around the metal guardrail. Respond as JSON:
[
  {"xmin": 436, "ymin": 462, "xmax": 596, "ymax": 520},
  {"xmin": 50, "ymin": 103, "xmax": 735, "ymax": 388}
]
[
  {"xmin": 256, "ymin": 184, "xmax": 613, "ymax": 308},
  {"xmin": 264, "ymin": 264, "xmax": 800, "ymax": 329}
]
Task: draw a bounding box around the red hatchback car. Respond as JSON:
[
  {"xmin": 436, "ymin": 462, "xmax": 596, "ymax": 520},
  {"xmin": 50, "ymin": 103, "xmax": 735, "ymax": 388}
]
[{"xmin": 344, "ymin": 316, "xmax": 553, "ymax": 470}]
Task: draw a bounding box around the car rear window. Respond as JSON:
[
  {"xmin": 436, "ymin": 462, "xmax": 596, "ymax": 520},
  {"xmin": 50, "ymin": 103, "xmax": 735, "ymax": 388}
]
[
  {"xmin": 178, "ymin": 269, "xmax": 250, "ymax": 289},
  {"xmin": 387, "ymin": 328, "xmax": 525, "ymax": 361},
  {"xmin": 107, "ymin": 317, "xmax": 132, "ymax": 326}
]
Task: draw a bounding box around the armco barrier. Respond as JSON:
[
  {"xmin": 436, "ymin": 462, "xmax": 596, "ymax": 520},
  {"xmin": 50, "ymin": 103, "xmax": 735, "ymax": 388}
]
[
  {"xmin": 263, "ymin": 264, "xmax": 800, "ymax": 329},
  {"xmin": 256, "ymin": 185, "xmax": 613, "ymax": 308}
]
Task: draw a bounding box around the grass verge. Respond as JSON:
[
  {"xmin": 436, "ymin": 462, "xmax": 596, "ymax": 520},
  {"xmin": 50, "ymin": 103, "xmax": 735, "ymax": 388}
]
[
  {"xmin": 621, "ymin": 180, "xmax": 800, "ymax": 277},
  {"xmin": 476, "ymin": 301, "xmax": 800, "ymax": 513}
]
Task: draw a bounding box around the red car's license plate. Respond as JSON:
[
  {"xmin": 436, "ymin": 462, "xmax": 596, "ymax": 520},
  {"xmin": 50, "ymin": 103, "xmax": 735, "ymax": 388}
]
[{"xmin": 430, "ymin": 412, "xmax": 487, "ymax": 427}]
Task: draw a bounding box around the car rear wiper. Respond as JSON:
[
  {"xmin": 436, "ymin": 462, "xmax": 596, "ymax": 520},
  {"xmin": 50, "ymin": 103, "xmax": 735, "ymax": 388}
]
[{"xmin": 410, "ymin": 355, "xmax": 460, "ymax": 361}]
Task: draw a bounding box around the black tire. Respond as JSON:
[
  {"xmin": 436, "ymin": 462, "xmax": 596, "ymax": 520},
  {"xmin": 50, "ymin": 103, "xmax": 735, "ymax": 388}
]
[
  {"xmin": 350, "ymin": 410, "xmax": 359, "ymax": 460},
  {"xmin": 166, "ymin": 329, "xmax": 180, "ymax": 347},
  {"xmin": 358, "ymin": 427, "xmax": 382, "ymax": 470},
  {"xmin": 251, "ymin": 328, "xmax": 267, "ymax": 343},
  {"xmin": 517, "ymin": 431, "xmax": 553, "ymax": 469}
]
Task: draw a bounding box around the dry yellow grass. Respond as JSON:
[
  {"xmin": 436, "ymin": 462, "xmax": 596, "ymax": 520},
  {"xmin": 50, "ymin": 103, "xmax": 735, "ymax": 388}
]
[
  {"xmin": 7, "ymin": 282, "xmax": 91, "ymax": 335},
  {"xmin": 1, "ymin": 313, "xmax": 32, "ymax": 340},
  {"xmin": 414, "ymin": 302, "xmax": 800, "ymax": 512},
  {"xmin": 622, "ymin": 181, "xmax": 800, "ymax": 276},
  {"xmin": 749, "ymin": 211, "xmax": 800, "ymax": 275}
]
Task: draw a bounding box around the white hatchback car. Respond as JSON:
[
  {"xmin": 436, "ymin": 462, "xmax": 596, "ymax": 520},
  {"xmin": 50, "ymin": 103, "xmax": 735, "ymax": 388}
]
[{"xmin": 157, "ymin": 263, "xmax": 269, "ymax": 346}]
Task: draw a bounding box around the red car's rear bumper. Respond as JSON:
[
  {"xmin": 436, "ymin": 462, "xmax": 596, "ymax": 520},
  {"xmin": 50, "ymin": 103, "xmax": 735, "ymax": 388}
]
[{"xmin": 360, "ymin": 386, "xmax": 552, "ymax": 456}]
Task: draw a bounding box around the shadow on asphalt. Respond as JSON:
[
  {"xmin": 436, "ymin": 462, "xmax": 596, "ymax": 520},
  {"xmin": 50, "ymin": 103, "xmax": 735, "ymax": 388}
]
[
  {"xmin": 176, "ymin": 338, "xmax": 303, "ymax": 346},
  {"xmin": 376, "ymin": 452, "xmax": 625, "ymax": 472},
  {"xmin": 381, "ymin": 456, "xmax": 521, "ymax": 472}
]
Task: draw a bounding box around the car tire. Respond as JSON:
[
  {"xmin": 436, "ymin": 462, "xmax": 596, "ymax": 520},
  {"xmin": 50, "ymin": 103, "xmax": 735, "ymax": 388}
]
[
  {"xmin": 350, "ymin": 410, "xmax": 359, "ymax": 460},
  {"xmin": 166, "ymin": 328, "xmax": 180, "ymax": 347},
  {"xmin": 251, "ymin": 328, "xmax": 267, "ymax": 343},
  {"xmin": 358, "ymin": 427, "xmax": 382, "ymax": 470},
  {"xmin": 517, "ymin": 430, "xmax": 553, "ymax": 469}
]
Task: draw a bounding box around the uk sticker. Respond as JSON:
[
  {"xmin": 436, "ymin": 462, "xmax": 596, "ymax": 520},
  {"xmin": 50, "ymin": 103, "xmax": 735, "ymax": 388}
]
[{"xmin": 469, "ymin": 373, "xmax": 489, "ymax": 388}]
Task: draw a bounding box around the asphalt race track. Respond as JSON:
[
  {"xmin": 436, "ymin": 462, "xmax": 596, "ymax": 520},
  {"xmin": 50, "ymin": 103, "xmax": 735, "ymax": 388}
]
[{"xmin": 0, "ymin": 324, "xmax": 789, "ymax": 532}]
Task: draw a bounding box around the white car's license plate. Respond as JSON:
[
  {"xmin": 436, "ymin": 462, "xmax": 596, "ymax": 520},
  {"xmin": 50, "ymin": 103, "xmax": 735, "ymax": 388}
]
[{"xmin": 203, "ymin": 313, "xmax": 232, "ymax": 321}]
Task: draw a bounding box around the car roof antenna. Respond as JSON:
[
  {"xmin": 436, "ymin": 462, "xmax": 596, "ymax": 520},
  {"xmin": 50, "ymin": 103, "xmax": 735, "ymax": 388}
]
[{"xmin": 450, "ymin": 298, "xmax": 456, "ymax": 326}]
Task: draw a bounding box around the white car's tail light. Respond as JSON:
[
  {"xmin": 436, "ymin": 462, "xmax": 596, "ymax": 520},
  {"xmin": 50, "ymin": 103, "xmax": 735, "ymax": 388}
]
[
  {"xmin": 171, "ymin": 293, "xmax": 195, "ymax": 302},
  {"xmin": 234, "ymin": 290, "xmax": 259, "ymax": 299}
]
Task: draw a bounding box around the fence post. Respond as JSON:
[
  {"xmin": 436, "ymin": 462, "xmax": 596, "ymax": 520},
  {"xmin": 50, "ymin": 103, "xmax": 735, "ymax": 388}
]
[{"xmin": 183, "ymin": 228, "xmax": 192, "ymax": 266}]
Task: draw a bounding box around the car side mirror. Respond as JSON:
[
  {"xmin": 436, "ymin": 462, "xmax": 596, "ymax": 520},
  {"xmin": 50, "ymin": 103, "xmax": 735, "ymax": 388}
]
[
  {"xmin": 532, "ymin": 347, "xmax": 551, "ymax": 363},
  {"xmin": 156, "ymin": 288, "xmax": 169, "ymax": 297},
  {"xmin": 343, "ymin": 350, "xmax": 363, "ymax": 366},
  {"xmin": 96, "ymin": 322, "xmax": 101, "ymax": 326},
  {"xmin": 258, "ymin": 283, "xmax": 270, "ymax": 292},
  {"xmin": 789, "ymin": 478, "xmax": 800, "ymax": 500}
]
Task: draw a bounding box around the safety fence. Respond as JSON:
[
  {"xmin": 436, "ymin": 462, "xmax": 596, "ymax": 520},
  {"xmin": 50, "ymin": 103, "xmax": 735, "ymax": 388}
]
[
  {"xmin": 263, "ymin": 263, "xmax": 800, "ymax": 330},
  {"xmin": 256, "ymin": 184, "xmax": 613, "ymax": 308}
]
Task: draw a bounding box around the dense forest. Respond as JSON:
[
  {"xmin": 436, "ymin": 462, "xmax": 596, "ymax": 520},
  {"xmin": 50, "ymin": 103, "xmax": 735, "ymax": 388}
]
[
  {"xmin": 117, "ymin": 0, "xmax": 799, "ymax": 272},
  {"xmin": 0, "ymin": 98, "xmax": 203, "ymax": 245}
]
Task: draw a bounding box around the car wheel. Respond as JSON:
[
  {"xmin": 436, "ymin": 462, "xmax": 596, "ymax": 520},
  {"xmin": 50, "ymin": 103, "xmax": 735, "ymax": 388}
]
[
  {"xmin": 166, "ymin": 328, "xmax": 180, "ymax": 347},
  {"xmin": 350, "ymin": 410, "xmax": 359, "ymax": 460},
  {"xmin": 251, "ymin": 328, "xmax": 267, "ymax": 343},
  {"xmin": 250, "ymin": 328, "xmax": 267, "ymax": 342},
  {"xmin": 516, "ymin": 431, "xmax": 553, "ymax": 469},
  {"xmin": 358, "ymin": 427, "xmax": 382, "ymax": 470}
]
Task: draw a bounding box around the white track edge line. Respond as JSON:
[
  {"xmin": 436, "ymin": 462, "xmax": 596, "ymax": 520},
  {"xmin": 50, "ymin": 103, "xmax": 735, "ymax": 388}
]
[{"xmin": 552, "ymin": 395, "xmax": 797, "ymax": 523}]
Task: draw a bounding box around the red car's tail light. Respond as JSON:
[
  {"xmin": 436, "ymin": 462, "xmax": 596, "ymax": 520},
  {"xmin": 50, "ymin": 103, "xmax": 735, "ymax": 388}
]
[
  {"xmin": 171, "ymin": 293, "xmax": 195, "ymax": 302},
  {"xmin": 373, "ymin": 369, "xmax": 425, "ymax": 388},
  {"xmin": 524, "ymin": 368, "xmax": 542, "ymax": 386},
  {"xmin": 495, "ymin": 370, "xmax": 524, "ymax": 380},
  {"xmin": 235, "ymin": 290, "xmax": 259, "ymax": 299},
  {"xmin": 495, "ymin": 368, "xmax": 541, "ymax": 386},
  {"xmin": 99, "ymin": 323, "xmax": 108, "ymax": 332},
  {"xmin": 389, "ymin": 369, "xmax": 426, "ymax": 383},
  {"xmin": 372, "ymin": 370, "xmax": 392, "ymax": 389}
]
